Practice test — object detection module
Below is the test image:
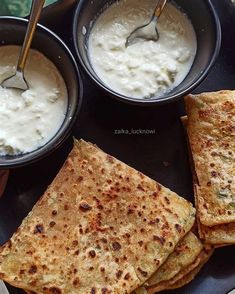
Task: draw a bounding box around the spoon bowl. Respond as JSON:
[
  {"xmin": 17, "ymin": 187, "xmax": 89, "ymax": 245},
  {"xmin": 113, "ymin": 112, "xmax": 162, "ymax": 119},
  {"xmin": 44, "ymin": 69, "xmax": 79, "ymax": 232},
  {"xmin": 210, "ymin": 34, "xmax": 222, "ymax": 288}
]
[
  {"xmin": 0, "ymin": 16, "xmax": 83, "ymax": 168},
  {"xmin": 1, "ymin": 0, "xmax": 44, "ymax": 91},
  {"xmin": 126, "ymin": 0, "xmax": 167, "ymax": 47}
]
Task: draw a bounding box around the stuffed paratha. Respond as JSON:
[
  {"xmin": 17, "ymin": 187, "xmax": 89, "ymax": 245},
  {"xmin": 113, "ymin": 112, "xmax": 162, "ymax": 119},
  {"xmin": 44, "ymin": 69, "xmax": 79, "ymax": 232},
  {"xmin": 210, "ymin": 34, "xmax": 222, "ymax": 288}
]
[
  {"xmin": 185, "ymin": 91, "xmax": 235, "ymax": 227},
  {"xmin": 182, "ymin": 106, "xmax": 235, "ymax": 245},
  {"xmin": 144, "ymin": 232, "xmax": 203, "ymax": 287},
  {"xmin": 0, "ymin": 140, "xmax": 195, "ymax": 294},
  {"xmin": 135, "ymin": 244, "xmax": 213, "ymax": 294}
]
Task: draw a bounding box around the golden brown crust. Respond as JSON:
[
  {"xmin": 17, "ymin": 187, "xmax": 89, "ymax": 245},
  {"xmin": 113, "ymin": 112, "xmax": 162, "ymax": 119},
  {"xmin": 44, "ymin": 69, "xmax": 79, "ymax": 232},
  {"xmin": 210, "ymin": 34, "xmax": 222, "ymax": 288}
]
[
  {"xmin": 146, "ymin": 245, "xmax": 213, "ymax": 294},
  {"xmin": 185, "ymin": 91, "xmax": 235, "ymax": 227},
  {"xmin": 182, "ymin": 112, "xmax": 235, "ymax": 245},
  {"xmin": 133, "ymin": 226, "xmax": 213, "ymax": 293},
  {"xmin": 198, "ymin": 219, "xmax": 235, "ymax": 245},
  {"xmin": 144, "ymin": 232, "xmax": 203, "ymax": 287},
  {"xmin": 0, "ymin": 139, "xmax": 195, "ymax": 294}
]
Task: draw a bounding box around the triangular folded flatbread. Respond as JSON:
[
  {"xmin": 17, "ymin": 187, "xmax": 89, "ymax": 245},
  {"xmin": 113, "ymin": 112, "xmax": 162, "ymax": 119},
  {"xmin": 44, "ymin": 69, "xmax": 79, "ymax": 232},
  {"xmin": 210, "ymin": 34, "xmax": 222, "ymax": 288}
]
[{"xmin": 0, "ymin": 140, "xmax": 195, "ymax": 293}]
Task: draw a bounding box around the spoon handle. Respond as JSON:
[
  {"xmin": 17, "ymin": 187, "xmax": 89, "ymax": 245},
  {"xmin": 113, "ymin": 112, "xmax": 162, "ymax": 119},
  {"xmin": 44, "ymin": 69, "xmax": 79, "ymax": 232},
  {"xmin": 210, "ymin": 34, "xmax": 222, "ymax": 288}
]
[
  {"xmin": 17, "ymin": 0, "xmax": 45, "ymax": 73},
  {"xmin": 154, "ymin": 0, "xmax": 167, "ymax": 18}
]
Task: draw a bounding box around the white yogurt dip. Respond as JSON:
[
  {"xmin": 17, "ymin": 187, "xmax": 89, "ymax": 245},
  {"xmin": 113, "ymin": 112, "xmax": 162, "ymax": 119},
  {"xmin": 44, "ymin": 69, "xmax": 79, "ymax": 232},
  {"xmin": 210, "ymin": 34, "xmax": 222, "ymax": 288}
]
[
  {"xmin": 0, "ymin": 46, "xmax": 68, "ymax": 156},
  {"xmin": 88, "ymin": 0, "xmax": 197, "ymax": 99}
]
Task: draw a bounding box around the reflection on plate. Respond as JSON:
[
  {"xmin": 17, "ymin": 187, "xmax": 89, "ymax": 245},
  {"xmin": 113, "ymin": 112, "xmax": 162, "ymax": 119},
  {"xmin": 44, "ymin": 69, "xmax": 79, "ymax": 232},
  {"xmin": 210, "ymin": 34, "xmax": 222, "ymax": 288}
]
[{"xmin": 0, "ymin": 280, "xmax": 9, "ymax": 294}]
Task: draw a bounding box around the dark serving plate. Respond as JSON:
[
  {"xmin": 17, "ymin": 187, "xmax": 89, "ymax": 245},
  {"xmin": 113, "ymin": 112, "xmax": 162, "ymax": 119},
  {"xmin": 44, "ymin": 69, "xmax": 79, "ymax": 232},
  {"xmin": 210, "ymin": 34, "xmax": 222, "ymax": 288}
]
[{"xmin": 0, "ymin": 0, "xmax": 235, "ymax": 293}]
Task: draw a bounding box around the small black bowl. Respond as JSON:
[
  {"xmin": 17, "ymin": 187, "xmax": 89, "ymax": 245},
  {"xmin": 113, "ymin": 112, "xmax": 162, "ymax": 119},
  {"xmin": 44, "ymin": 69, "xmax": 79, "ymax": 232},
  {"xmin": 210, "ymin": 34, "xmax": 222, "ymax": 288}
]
[
  {"xmin": 0, "ymin": 17, "xmax": 83, "ymax": 168},
  {"xmin": 73, "ymin": 0, "xmax": 221, "ymax": 106}
]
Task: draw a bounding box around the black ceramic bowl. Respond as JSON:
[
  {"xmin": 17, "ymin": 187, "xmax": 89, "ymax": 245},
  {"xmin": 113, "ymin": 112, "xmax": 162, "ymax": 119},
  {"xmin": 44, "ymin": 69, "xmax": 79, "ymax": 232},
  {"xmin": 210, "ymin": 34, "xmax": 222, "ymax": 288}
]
[
  {"xmin": 73, "ymin": 0, "xmax": 221, "ymax": 106},
  {"xmin": 0, "ymin": 17, "xmax": 83, "ymax": 168}
]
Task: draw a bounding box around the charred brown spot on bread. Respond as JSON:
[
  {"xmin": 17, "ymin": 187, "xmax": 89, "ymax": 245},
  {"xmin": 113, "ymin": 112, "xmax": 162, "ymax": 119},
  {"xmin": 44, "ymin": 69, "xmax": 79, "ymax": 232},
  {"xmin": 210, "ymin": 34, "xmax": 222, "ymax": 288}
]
[
  {"xmin": 72, "ymin": 240, "xmax": 78, "ymax": 247},
  {"xmin": 64, "ymin": 204, "xmax": 69, "ymax": 210},
  {"xmin": 138, "ymin": 211, "xmax": 142, "ymax": 217},
  {"xmin": 154, "ymin": 259, "xmax": 160, "ymax": 266},
  {"xmin": 101, "ymin": 288, "xmax": 108, "ymax": 294},
  {"xmin": 88, "ymin": 250, "xmax": 96, "ymax": 258},
  {"xmin": 6, "ymin": 240, "xmax": 12, "ymax": 249},
  {"xmin": 51, "ymin": 210, "xmax": 57, "ymax": 216},
  {"xmin": 91, "ymin": 287, "xmax": 96, "ymax": 294},
  {"xmin": 152, "ymin": 192, "xmax": 158, "ymax": 199},
  {"xmin": 49, "ymin": 287, "xmax": 62, "ymax": 294},
  {"xmin": 101, "ymin": 237, "xmax": 108, "ymax": 243},
  {"xmin": 33, "ymin": 224, "xmax": 44, "ymax": 234},
  {"xmin": 137, "ymin": 184, "xmax": 145, "ymax": 191},
  {"xmin": 73, "ymin": 278, "xmax": 80, "ymax": 286},
  {"xmin": 29, "ymin": 280, "xmax": 37, "ymax": 287},
  {"xmin": 175, "ymin": 223, "xmax": 182, "ymax": 233},
  {"xmin": 137, "ymin": 267, "xmax": 148, "ymax": 277},
  {"xmin": 153, "ymin": 235, "xmax": 165, "ymax": 245},
  {"xmin": 138, "ymin": 172, "xmax": 144, "ymax": 179},
  {"xmin": 100, "ymin": 267, "xmax": 105, "ymax": 273},
  {"xmin": 138, "ymin": 240, "xmax": 143, "ymax": 247},
  {"xmin": 77, "ymin": 176, "xmax": 83, "ymax": 182},
  {"xmin": 164, "ymin": 197, "xmax": 170, "ymax": 205},
  {"xmin": 124, "ymin": 273, "xmax": 131, "ymax": 280},
  {"xmin": 97, "ymin": 204, "xmax": 104, "ymax": 210},
  {"xmin": 19, "ymin": 269, "xmax": 25, "ymax": 275},
  {"xmin": 156, "ymin": 183, "xmax": 162, "ymax": 191},
  {"xmin": 49, "ymin": 221, "xmax": 56, "ymax": 227},
  {"xmin": 116, "ymin": 270, "xmax": 123, "ymax": 279},
  {"xmin": 211, "ymin": 171, "xmax": 217, "ymax": 177},
  {"xmin": 148, "ymin": 218, "xmax": 160, "ymax": 225},
  {"xmin": 127, "ymin": 207, "xmax": 134, "ymax": 214},
  {"xmin": 112, "ymin": 241, "xmax": 121, "ymax": 251},
  {"xmin": 161, "ymin": 222, "xmax": 169, "ymax": 230},
  {"xmin": 28, "ymin": 265, "xmax": 37, "ymax": 274},
  {"xmin": 26, "ymin": 250, "xmax": 33, "ymax": 255},
  {"xmin": 79, "ymin": 202, "xmax": 92, "ymax": 212},
  {"xmin": 148, "ymin": 218, "xmax": 159, "ymax": 225}
]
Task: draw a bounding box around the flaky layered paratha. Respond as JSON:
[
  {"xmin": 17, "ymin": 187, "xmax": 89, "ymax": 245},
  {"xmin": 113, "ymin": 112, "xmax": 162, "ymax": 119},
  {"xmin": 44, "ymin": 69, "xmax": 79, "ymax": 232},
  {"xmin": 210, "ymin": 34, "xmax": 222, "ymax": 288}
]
[
  {"xmin": 135, "ymin": 236, "xmax": 214, "ymax": 294},
  {"xmin": 150, "ymin": 245, "xmax": 213, "ymax": 293},
  {"xmin": 0, "ymin": 139, "xmax": 195, "ymax": 294},
  {"xmin": 185, "ymin": 91, "xmax": 235, "ymax": 227},
  {"xmin": 144, "ymin": 232, "xmax": 203, "ymax": 287},
  {"xmin": 198, "ymin": 221, "xmax": 235, "ymax": 245},
  {"xmin": 182, "ymin": 111, "xmax": 235, "ymax": 245},
  {"xmin": 134, "ymin": 234, "xmax": 213, "ymax": 294}
]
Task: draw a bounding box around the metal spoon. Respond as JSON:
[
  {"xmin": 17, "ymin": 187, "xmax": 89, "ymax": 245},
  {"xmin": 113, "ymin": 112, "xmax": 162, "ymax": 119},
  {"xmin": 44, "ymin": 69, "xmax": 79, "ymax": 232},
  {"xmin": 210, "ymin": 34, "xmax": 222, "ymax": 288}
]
[
  {"xmin": 125, "ymin": 0, "xmax": 167, "ymax": 47},
  {"xmin": 1, "ymin": 0, "xmax": 45, "ymax": 91}
]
